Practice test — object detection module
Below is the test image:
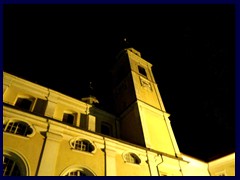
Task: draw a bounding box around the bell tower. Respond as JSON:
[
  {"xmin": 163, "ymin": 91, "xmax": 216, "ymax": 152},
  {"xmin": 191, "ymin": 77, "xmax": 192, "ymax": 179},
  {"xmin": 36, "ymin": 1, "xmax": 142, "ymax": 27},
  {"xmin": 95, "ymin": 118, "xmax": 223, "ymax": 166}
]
[{"xmin": 112, "ymin": 48, "xmax": 180, "ymax": 157}]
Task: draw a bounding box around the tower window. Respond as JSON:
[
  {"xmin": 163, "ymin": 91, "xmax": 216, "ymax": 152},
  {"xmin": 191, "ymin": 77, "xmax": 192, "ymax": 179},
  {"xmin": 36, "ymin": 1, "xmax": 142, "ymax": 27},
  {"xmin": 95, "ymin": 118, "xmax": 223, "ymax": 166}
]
[
  {"xmin": 101, "ymin": 122, "xmax": 113, "ymax": 136},
  {"xmin": 15, "ymin": 98, "xmax": 32, "ymax": 111},
  {"xmin": 62, "ymin": 113, "xmax": 75, "ymax": 125},
  {"xmin": 138, "ymin": 66, "xmax": 147, "ymax": 77}
]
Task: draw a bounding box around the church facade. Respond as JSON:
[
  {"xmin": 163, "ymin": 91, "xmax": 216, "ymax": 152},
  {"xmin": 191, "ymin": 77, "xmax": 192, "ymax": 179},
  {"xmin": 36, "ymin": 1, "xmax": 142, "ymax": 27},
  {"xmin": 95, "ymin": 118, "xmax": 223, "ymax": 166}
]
[{"xmin": 3, "ymin": 48, "xmax": 235, "ymax": 176}]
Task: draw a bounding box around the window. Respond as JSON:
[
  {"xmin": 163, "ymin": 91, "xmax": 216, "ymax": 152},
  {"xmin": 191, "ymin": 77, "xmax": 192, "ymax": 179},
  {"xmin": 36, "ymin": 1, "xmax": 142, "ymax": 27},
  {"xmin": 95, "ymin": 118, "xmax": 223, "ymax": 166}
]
[
  {"xmin": 62, "ymin": 113, "xmax": 75, "ymax": 125},
  {"xmin": 61, "ymin": 167, "xmax": 95, "ymax": 176},
  {"xmin": 123, "ymin": 153, "xmax": 141, "ymax": 164},
  {"xmin": 65, "ymin": 170, "xmax": 86, "ymax": 176},
  {"xmin": 33, "ymin": 98, "xmax": 47, "ymax": 115},
  {"xmin": 3, "ymin": 156, "xmax": 21, "ymax": 176},
  {"xmin": 71, "ymin": 139, "xmax": 95, "ymax": 153},
  {"xmin": 3, "ymin": 121, "xmax": 33, "ymax": 137},
  {"xmin": 80, "ymin": 114, "xmax": 88, "ymax": 130},
  {"xmin": 138, "ymin": 66, "xmax": 147, "ymax": 77},
  {"xmin": 101, "ymin": 122, "xmax": 112, "ymax": 136},
  {"xmin": 15, "ymin": 98, "xmax": 32, "ymax": 111},
  {"xmin": 3, "ymin": 151, "xmax": 28, "ymax": 176}
]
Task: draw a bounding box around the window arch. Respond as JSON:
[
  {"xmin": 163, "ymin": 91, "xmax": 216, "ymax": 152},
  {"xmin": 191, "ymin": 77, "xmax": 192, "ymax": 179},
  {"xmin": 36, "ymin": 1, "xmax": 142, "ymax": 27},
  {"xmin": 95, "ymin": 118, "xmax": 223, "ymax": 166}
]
[
  {"xmin": 3, "ymin": 155, "xmax": 21, "ymax": 176},
  {"xmin": 3, "ymin": 150, "xmax": 29, "ymax": 176},
  {"xmin": 70, "ymin": 139, "xmax": 95, "ymax": 153},
  {"xmin": 123, "ymin": 152, "xmax": 141, "ymax": 164},
  {"xmin": 60, "ymin": 165, "xmax": 95, "ymax": 176},
  {"xmin": 65, "ymin": 169, "xmax": 87, "ymax": 176},
  {"xmin": 3, "ymin": 120, "xmax": 34, "ymax": 137}
]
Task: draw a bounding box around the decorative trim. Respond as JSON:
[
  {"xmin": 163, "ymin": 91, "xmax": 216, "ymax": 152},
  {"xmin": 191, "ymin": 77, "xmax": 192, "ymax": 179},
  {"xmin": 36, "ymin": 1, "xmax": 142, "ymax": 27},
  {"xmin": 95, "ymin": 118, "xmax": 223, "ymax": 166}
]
[
  {"xmin": 60, "ymin": 165, "xmax": 96, "ymax": 176},
  {"xmin": 3, "ymin": 118, "xmax": 36, "ymax": 138},
  {"xmin": 140, "ymin": 77, "xmax": 152, "ymax": 91},
  {"xmin": 3, "ymin": 148, "xmax": 30, "ymax": 176}
]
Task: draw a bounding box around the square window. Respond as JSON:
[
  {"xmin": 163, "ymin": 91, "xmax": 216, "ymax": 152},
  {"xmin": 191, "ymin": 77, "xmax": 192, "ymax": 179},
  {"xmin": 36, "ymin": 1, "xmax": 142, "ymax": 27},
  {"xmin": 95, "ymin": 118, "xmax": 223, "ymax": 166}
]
[
  {"xmin": 63, "ymin": 113, "xmax": 74, "ymax": 124},
  {"xmin": 15, "ymin": 98, "xmax": 32, "ymax": 111},
  {"xmin": 33, "ymin": 98, "xmax": 47, "ymax": 115},
  {"xmin": 80, "ymin": 114, "xmax": 88, "ymax": 129},
  {"xmin": 101, "ymin": 122, "xmax": 112, "ymax": 136},
  {"xmin": 138, "ymin": 66, "xmax": 147, "ymax": 77}
]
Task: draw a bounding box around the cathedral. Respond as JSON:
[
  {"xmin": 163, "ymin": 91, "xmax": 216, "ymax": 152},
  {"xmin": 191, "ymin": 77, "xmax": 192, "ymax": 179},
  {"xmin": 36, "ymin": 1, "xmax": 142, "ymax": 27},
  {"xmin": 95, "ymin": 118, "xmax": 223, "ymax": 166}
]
[{"xmin": 3, "ymin": 48, "xmax": 235, "ymax": 176}]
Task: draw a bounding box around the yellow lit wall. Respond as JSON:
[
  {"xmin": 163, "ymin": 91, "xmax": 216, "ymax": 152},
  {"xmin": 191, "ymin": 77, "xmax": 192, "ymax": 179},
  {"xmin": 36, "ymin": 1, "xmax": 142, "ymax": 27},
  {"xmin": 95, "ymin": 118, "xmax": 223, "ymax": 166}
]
[
  {"xmin": 3, "ymin": 57, "xmax": 235, "ymax": 176},
  {"xmin": 208, "ymin": 153, "xmax": 235, "ymax": 176}
]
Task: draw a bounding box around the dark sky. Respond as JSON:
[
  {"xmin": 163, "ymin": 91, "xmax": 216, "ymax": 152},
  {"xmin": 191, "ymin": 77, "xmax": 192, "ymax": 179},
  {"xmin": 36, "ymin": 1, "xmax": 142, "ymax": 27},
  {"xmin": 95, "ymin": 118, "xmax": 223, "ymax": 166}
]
[{"xmin": 3, "ymin": 4, "xmax": 235, "ymax": 162}]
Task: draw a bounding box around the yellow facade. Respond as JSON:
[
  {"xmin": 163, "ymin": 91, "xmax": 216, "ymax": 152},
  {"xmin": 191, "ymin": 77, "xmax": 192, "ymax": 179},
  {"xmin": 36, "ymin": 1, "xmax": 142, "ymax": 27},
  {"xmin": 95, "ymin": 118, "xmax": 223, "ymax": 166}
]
[{"xmin": 3, "ymin": 48, "xmax": 235, "ymax": 176}]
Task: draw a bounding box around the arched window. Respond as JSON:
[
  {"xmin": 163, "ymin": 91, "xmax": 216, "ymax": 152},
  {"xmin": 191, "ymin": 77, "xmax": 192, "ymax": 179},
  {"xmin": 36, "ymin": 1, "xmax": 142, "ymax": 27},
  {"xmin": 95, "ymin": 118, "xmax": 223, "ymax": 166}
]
[
  {"xmin": 3, "ymin": 155, "xmax": 21, "ymax": 176},
  {"xmin": 123, "ymin": 153, "xmax": 141, "ymax": 164},
  {"xmin": 3, "ymin": 150, "xmax": 28, "ymax": 176},
  {"xmin": 71, "ymin": 139, "xmax": 95, "ymax": 153},
  {"xmin": 3, "ymin": 121, "xmax": 33, "ymax": 137},
  {"xmin": 65, "ymin": 169, "xmax": 87, "ymax": 176},
  {"xmin": 61, "ymin": 166, "xmax": 95, "ymax": 176}
]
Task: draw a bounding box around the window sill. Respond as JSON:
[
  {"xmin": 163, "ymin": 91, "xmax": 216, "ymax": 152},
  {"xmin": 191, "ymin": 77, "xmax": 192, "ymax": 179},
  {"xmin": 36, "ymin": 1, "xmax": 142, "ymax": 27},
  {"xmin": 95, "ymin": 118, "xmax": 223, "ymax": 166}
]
[
  {"xmin": 123, "ymin": 161, "xmax": 141, "ymax": 166},
  {"xmin": 3, "ymin": 132, "xmax": 31, "ymax": 140},
  {"xmin": 71, "ymin": 148, "xmax": 95, "ymax": 156}
]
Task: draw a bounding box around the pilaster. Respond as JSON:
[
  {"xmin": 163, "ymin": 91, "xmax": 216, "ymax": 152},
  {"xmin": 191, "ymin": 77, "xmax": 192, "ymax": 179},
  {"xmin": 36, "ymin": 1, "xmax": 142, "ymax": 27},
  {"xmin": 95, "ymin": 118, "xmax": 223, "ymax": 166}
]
[
  {"xmin": 37, "ymin": 132, "xmax": 63, "ymax": 176},
  {"xmin": 146, "ymin": 151, "xmax": 159, "ymax": 176},
  {"xmin": 105, "ymin": 148, "xmax": 117, "ymax": 176}
]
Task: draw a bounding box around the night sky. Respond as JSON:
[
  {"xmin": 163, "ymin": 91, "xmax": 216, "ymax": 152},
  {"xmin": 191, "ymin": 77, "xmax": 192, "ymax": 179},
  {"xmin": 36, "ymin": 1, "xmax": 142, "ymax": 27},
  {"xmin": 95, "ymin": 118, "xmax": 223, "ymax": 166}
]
[{"xmin": 3, "ymin": 4, "xmax": 235, "ymax": 162}]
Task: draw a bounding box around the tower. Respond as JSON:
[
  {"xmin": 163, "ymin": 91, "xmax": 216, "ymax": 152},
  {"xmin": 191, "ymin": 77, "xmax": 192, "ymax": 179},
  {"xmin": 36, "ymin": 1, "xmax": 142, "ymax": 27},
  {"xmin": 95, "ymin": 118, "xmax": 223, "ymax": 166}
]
[{"xmin": 112, "ymin": 48, "xmax": 180, "ymax": 157}]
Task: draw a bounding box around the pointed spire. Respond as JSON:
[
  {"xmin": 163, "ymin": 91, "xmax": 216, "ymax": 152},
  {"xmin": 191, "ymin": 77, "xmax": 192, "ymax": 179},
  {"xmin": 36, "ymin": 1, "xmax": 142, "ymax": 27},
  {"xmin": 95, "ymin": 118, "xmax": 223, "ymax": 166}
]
[
  {"xmin": 123, "ymin": 37, "xmax": 127, "ymax": 43},
  {"xmin": 89, "ymin": 81, "xmax": 94, "ymax": 95},
  {"xmin": 122, "ymin": 37, "xmax": 130, "ymax": 49},
  {"xmin": 81, "ymin": 81, "xmax": 99, "ymax": 105}
]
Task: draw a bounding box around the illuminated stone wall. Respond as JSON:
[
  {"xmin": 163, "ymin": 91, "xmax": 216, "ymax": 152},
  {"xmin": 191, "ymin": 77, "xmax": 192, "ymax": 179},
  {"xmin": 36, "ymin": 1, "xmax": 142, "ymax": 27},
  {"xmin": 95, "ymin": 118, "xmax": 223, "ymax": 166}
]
[{"xmin": 3, "ymin": 64, "xmax": 235, "ymax": 176}]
